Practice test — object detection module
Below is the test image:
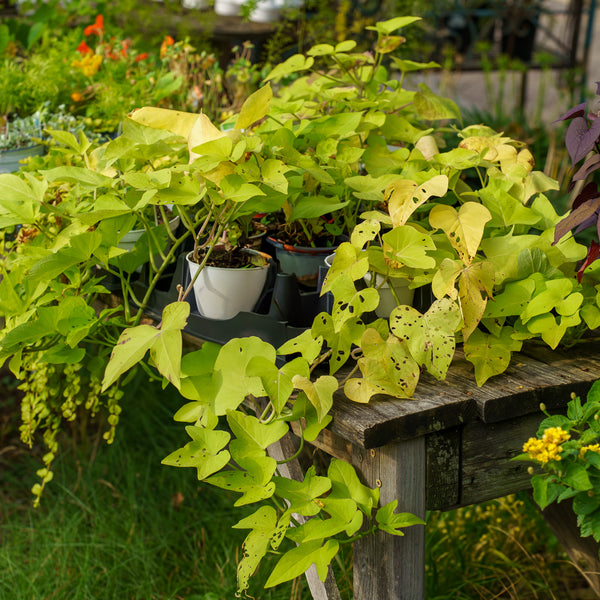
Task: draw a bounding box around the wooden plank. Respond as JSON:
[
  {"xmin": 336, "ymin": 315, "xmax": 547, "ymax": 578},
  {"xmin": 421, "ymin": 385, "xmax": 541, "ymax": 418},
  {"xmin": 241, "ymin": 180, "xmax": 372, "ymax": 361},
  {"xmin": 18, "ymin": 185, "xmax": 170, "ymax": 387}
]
[
  {"xmin": 328, "ymin": 341, "xmax": 600, "ymax": 449},
  {"xmin": 459, "ymin": 413, "xmax": 544, "ymax": 507},
  {"xmin": 425, "ymin": 427, "xmax": 460, "ymax": 511},
  {"xmin": 352, "ymin": 439, "xmax": 427, "ymax": 600},
  {"xmin": 472, "ymin": 344, "xmax": 600, "ymax": 424}
]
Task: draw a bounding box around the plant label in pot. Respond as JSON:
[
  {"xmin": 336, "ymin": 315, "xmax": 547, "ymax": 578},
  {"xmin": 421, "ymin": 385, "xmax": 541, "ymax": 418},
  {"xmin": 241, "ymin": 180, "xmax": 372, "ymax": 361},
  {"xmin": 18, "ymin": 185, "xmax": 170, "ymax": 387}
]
[{"xmin": 185, "ymin": 248, "xmax": 271, "ymax": 320}]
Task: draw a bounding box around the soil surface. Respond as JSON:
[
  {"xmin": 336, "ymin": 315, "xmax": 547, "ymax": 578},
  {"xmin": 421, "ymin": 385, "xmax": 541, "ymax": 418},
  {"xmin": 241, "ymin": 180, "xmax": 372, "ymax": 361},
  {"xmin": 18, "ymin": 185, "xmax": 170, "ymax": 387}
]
[{"xmin": 191, "ymin": 246, "xmax": 257, "ymax": 268}]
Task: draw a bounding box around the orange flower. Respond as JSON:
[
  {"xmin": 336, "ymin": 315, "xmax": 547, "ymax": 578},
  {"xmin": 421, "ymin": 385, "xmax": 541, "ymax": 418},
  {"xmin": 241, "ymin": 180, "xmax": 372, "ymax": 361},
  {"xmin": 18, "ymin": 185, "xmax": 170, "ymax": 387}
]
[
  {"xmin": 71, "ymin": 91, "xmax": 84, "ymax": 102},
  {"xmin": 77, "ymin": 41, "xmax": 93, "ymax": 55},
  {"xmin": 84, "ymin": 15, "xmax": 104, "ymax": 37},
  {"xmin": 135, "ymin": 52, "xmax": 149, "ymax": 62},
  {"xmin": 160, "ymin": 35, "xmax": 175, "ymax": 58}
]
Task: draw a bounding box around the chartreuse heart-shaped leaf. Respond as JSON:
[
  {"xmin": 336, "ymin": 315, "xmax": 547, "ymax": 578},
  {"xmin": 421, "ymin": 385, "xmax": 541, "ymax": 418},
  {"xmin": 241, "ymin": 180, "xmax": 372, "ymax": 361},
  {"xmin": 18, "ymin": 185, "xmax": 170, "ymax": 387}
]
[
  {"xmin": 520, "ymin": 278, "xmax": 576, "ymax": 324},
  {"xmin": 321, "ymin": 497, "xmax": 363, "ymax": 536},
  {"xmin": 464, "ymin": 327, "xmax": 523, "ymax": 386},
  {"xmin": 350, "ymin": 218, "xmax": 381, "ymax": 249},
  {"xmin": 389, "ymin": 298, "xmax": 461, "ymax": 380},
  {"xmin": 277, "ymin": 329, "xmax": 323, "ymax": 363},
  {"xmin": 386, "ymin": 175, "xmax": 448, "ymax": 227},
  {"xmin": 581, "ymin": 303, "xmax": 600, "ymax": 330},
  {"xmin": 328, "ymin": 458, "xmax": 379, "ymax": 515},
  {"xmin": 265, "ymin": 539, "xmax": 339, "ymax": 588},
  {"xmin": 366, "ymin": 15, "xmax": 421, "ymax": 35},
  {"xmin": 233, "ymin": 506, "xmax": 278, "ymax": 594},
  {"xmin": 431, "ymin": 258, "xmax": 462, "ymax": 300},
  {"xmin": 330, "ymin": 274, "xmax": 379, "ymax": 332},
  {"xmin": 226, "ymin": 410, "xmax": 289, "ymax": 451},
  {"xmin": 178, "ymin": 343, "xmax": 220, "ymax": 403},
  {"xmin": 149, "ymin": 301, "xmax": 190, "ymax": 389},
  {"xmin": 311, "ymin": 312, "xmax": 365, "ymax": 375},
  {"xmin": 526, "ymin": 312, "xmax": 582, "ymax": 349},
  {"xmin": 0, "ymin": 173, "xmax": 46, "ymax": 225},
  {"xmin": 161, "ymin": 425, "xmax": 230, "ymax": 479},
  {"xmin": 292, "ymin": 374, "xmax": 338, "ymax": 423},
  {"xmin": 102, "ymin": 302, "xmax": 189, "ymax": 391},
  {"xmin": 414, "ymin": 83, "xmax": 461, "ymax": 121},
  {"xmin": 235, "ymin": 83, "xmax": 272, "ymax": 130},
  {"xmin": 321, "ymin": 242, "xmax": 368, "ymax": 294},
  {"xmin": 128, "ymin": 106, "xmax": 200, "ymax": 138},
  {"xmin": 345, "ymin": 328, "xmax": 420, "ymax": 402},
  {"xmin": 484, "ymin": 278, "xmax": 536, "ymax": 318},
  {"xmin": 274, "ymin": 466, "xmax": 332, "ymax": 516},
  {"xmin": 206, "ymin": 450, "xmax": 277, "ymax": 507},
  {"xmin": 376, "ymin": 500, "xmax": 425, "ymax": 536},
  {"xmin": 211, "ymin": 337, "xmax": 276, "ymax": 415},
  {"xmin": 382, "ymin": 225, "xmax": 437, "ymax": 270},
  {"xmin": 457, "ymin": 260, "xmax": 495, "ymax": 341},
  {"xmin": 264, "ymin": 54, "xmax": 314, "ymax": 82},
  {"xmin": 285, "ymin": 392, "xmax": 332, "ymax": 442},
  {"xmin": 429, "ymin": 202, "xmax": 492, "ymax": 265},
  {"xmin": 245, "ymin": 356, "xmax": 295, "ymax": 415}
]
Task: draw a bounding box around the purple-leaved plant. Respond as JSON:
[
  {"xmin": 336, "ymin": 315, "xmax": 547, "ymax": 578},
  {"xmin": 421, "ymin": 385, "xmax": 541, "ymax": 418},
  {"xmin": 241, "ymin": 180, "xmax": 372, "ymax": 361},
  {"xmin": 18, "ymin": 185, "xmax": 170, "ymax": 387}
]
[{"xmin": 554, "ymin": 82, "xmax": 600, "ymax": 281}]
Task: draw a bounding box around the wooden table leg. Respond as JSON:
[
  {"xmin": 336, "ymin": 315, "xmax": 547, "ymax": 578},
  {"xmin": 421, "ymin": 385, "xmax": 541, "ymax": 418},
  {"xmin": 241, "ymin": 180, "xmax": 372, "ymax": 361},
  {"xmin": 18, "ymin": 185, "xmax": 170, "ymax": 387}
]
[
  {"xmin": 269, "ymin": 434, "xmax": 342, "ymax": 600},
  {"xmin": 352, "ymin": 438, "xmax": 427, "ymax": 600}
]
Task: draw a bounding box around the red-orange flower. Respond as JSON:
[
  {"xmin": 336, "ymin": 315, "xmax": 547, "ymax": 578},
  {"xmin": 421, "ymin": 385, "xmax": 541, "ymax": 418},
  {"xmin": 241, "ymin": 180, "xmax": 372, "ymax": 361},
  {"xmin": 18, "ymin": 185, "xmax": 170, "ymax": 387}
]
[
  {"xmin": 160, "ymin": 35, "xmax": 175, "ymax": 58},
  {"xmin": 77, "ymin": 41, "xmax": 93, "ymax": 55},
  {"xmin": 135, "ymin": 52, "xmax": 149, "ymax": 62},
  {"xmin": 84, "ymin": 15, "xmax": 104, "ymax": 37},
  {"xmin": 71, "ymin": 92, "xmax": 84, "ymax": 102}
]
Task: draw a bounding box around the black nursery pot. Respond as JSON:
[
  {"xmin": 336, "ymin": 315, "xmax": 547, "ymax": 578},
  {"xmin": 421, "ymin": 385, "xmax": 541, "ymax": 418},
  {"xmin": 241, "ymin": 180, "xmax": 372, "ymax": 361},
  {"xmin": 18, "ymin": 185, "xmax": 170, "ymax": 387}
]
[{"xmin": 501, "ymin": 10, "xmax": 539, "ymax": 62}]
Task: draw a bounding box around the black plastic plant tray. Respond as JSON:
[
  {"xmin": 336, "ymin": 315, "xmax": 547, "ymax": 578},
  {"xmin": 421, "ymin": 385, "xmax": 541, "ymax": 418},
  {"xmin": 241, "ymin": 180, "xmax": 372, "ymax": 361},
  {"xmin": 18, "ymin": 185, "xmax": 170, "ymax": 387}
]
[{"xmin": 132, "ymin": 253, "xmax": 331, "ymax": 349}]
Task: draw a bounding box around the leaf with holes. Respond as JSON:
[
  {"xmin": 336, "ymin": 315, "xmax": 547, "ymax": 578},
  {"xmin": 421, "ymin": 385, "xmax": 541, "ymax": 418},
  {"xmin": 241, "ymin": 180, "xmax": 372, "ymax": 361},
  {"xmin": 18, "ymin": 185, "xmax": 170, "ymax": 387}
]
[
  {"xmin": 277, "ymin": 329, "xmax": 323, "ymax": 363},
  {"xmin": 457, "ymin": 261, "xmax": 495, "ymax": 341},
  {"xmin": 344, "ymin": 328, "xmax": 419, "ymax": 402},
  {"xmin": 386, "ymin": 175, "xmax": 448, "ymax": 227},
  {"xmin": 350, "ymin": 218, "xmax": 381, "ymax": 250},
  {"xmin": 311, "ymin": 312, "xmax": 365, "ymax": 375},
  {"xmin": 329, "ymin": 274, "xmax": 379, "ymax": 332},
  {"xmin": 389, "ymin": 298, "xmax": 461, "ymax": 380},
  {"xmin": 429, "ymin": 202, "xmax": 492, "ymax": 266},
  {"xmin": 233, "ymin": 506, "xmax": 278, "ymax": 593}
]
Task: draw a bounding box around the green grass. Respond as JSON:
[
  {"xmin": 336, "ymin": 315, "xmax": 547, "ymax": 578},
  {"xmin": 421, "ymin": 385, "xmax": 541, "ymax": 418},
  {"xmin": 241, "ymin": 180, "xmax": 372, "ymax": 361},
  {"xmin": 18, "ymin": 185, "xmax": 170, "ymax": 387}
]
[{"xmin": 0, "ymin": 376, "xmax": 594, "ymax": 600}]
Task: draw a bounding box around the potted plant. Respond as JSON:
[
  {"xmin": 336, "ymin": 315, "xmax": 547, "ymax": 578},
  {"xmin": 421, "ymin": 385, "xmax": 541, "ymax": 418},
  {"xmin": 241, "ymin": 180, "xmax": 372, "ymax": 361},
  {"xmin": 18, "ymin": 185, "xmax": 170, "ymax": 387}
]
[
  {"xmin": 127, "ymin": 84, "xmax": 288, "ymax": 319},
  {"xmin": 253, "ymin": 17, "xmax": 446, "ymax": 286},
  {"xmin": 4, "ymin": 16, "xmax": 600, "ymax": 596}
]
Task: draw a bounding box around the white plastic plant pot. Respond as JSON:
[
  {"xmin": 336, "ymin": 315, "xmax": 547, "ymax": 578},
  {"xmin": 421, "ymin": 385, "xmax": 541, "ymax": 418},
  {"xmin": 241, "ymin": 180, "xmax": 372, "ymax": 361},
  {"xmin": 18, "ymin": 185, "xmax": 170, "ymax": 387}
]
[
  {"xmin": 182, "ymin": 0, "xmax": 210, "ymax": 8},
  {"xmin": 364, "ymin": 271, "xmax": 415, "ymax": 318},
  {"xmin": 249, "ymin": 0, "xmax": 302, "ymax": 22},
  {"xmin": 214, "ymin": 0, "xmax": 243, "ymax": 15},
  {"xmin": 185, "ymin": 249, "xmax": 270, "ymax": 320},
  {"xmin": 0, "ymin": 144, "xmax": 45, "ymax": 174}
]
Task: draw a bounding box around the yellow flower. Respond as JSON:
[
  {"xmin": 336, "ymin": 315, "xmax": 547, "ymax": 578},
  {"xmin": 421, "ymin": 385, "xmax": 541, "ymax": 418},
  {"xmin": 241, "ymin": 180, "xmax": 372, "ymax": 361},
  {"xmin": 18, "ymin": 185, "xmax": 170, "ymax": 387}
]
[
  {"xmin": 72, "ymin": 53, "xmax": 103, "ymax": 77},
  {"xmin": 523, "ymin": 426, "xmax": 570, "ymax": 465}
]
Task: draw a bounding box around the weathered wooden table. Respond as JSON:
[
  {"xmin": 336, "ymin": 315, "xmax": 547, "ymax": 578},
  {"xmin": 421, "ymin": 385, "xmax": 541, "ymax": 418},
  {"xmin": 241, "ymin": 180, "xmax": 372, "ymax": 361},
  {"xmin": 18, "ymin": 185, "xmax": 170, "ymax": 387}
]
[{"xmin": 272, "ymin": 338, "xmax": 600, "ymax": 600}]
